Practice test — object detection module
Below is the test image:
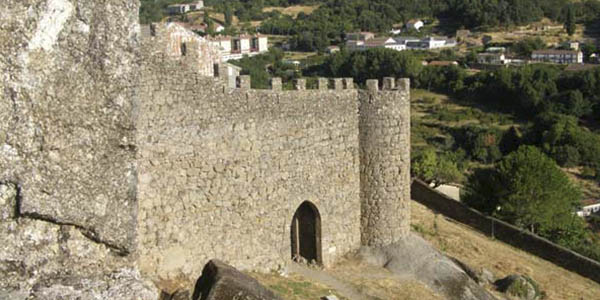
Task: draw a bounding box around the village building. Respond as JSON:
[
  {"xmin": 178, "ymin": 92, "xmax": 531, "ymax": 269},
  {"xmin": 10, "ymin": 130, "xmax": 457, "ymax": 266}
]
[
  {"xmin": 167, "ymin": 1, "xmax": 204, "ymax": 14},
  {"xmin": 477, "ymin": 52, "xmax": 506, "ymax": 65},
  {"xmin": 209, "ymin": 34, "xmax": 269, "ymax": 61},
  {"xmin": 326, "ymin": 46, "xmax": 340, "ymax": 54},
  {"xmin": 577, "ymin": 200, "xmax": 600, "ymax": 217},
  {"xmin": 344, "ymin": 34, "xmax": 455, "ymax": 52},
  {"xmin": 406, "ymin": 19, "xmax": 424, "ymax": 31},
  {"xmin": 364, "ymin": 37, "xmax": 406, "ymax": 51},
  {"xmin": 401, "ymin": 36, "xmax": 456, "ymax": 50},
  {"xmin": 562, "ymin": 41, "xmax": 580, "ymax": 51},
  {"xmin": 531, "ymin": 49, "xmax": 583, "ymax": 64}
]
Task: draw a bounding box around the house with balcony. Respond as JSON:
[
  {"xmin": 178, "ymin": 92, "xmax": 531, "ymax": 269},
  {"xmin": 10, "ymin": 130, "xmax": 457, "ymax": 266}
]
[
  {"xmin": 531, "ymin": 49, "xmax": 583, "ymax": 64},
  {"xmin": 209, "ymin": 34, "xmax": 269, "ymax": 61}
]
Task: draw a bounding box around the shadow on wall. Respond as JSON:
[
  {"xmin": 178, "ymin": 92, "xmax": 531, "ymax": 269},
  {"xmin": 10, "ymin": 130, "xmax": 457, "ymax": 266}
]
[{"xmin": 411, "ymin": 179, "xmax": 600, "ymax": 284}]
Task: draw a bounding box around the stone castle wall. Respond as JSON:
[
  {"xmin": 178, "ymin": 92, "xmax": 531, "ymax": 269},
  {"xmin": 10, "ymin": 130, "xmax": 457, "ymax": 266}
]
[
  {"xmin": 137, "ymin": 52, "xmax": 364, "ymax": 283},
  {"xmin": 135, "ymin": 33, "xmax": 411, "ymax": 284}
]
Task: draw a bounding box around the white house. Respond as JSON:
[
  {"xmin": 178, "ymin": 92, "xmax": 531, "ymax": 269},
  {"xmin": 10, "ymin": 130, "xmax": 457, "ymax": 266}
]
[
  {"xmin": 577, "ymin": 203, "xmax": 600, "ymax": 217},
  {"xmin": 326, "ymin": 46, "xmax": 340, "ymax": 54},
  {"xmin": 398, "ymin": 36, "xmax": 455, "ymax": 50},
  {"xmin": 167, "ymin": 1, "xmax": 204, "ymax": 14},
  {"xmin": 209, "ymin": 34, "xmax": 269, "ymax": 61},
  {"xmin": 406, "ymin": 19, "xmax": 424, "ymax": 31},
  {"xmin": 364, "ymin": 37, "xmax": 406, "ymax": 51},
  {"xmin": 562, "ymin": 41, "xmax": 580, "ymax": 51},
  {"xmin": 477, "ymin": 52, "xmax": 506, "ymax": 65},
  {"xmin": 346, "ymin": 36, "xmax": 406, "ymax": 52}
]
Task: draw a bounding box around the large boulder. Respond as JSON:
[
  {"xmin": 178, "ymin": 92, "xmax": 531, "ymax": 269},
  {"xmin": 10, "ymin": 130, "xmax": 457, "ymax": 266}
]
[
  {"xmin": 193, "ymin": 260, "xmax": 282, "ymax": 300},
  {"xmin": 358, "ymin": 234, "xmax": 497, "ymax": 300},
  {"xmin": 495, "ymin": 275, "xmax": 542, "ymax": 300}
]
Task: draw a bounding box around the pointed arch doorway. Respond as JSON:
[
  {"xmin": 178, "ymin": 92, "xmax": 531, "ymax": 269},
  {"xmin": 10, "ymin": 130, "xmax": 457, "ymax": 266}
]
[{"xmin": 290, "ymin": 201, "xmax": 322, "ymax": 265}]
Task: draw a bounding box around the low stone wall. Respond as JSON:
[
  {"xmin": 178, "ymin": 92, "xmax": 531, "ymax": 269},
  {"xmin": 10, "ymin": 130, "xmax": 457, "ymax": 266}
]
[{"xmin": 411, "ymin": 179, "xmax": 600, "ymax": 284}]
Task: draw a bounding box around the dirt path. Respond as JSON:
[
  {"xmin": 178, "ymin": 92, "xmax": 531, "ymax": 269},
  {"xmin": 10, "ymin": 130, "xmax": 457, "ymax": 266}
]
[{"xmin": 287, "ymin": 263, "xmax": 372, "ymax": 300}]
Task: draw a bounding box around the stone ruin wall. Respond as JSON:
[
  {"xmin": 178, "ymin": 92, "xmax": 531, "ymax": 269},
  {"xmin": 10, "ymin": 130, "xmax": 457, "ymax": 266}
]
[{"xmin": 137, "ymin": 52, "xmax": 363, "ymax": 284}]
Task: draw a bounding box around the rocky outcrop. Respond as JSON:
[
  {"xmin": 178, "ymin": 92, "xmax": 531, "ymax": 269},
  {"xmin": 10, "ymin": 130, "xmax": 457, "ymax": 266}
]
[
  {"xmin": 0, "ymin": 183, "xmax": 159, "ymax": 299},
  {"xmin": 192, "ymin": 260, "xmax": 282, "ymax": 300},
  {"xmin": 358, "ymin": 234, "xmax": 497, "ymax": 300},
  {"xmin": 1, "ymin": 0, "xmax": 139, "ymax": 252},
  {"xmin": 0, "ymin": 0, "xmax": 149, "ymax": 297}
]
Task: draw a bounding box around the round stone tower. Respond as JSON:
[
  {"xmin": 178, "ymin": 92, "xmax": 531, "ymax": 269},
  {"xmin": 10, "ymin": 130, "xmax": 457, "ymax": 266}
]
[{"xmin": 359, "ymin": 77, "xmax": 411, "ymax": 247}]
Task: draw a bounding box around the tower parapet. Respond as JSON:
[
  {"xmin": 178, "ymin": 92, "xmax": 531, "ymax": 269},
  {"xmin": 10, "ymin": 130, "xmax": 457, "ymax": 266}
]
[{"xmin": 359, "ymin": 77, "xmax": 411, "ymax": 247}]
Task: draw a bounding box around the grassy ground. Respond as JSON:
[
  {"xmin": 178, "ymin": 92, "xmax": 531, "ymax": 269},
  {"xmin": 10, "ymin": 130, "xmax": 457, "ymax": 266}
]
[
  {"xmin": 262, "ymin": 5, "xmax": 320, "ymax": 18},
  {"xmin": 461, "ymin": 18, "xmax": 593, "ymax": 48},
  {"xmin": 411, "ymin": 200, "xmax": 600, "ymax": 299},
  {"xmin": 250, "ymin": 272, "xmax": 348, "ymax": 300},
  {"xmin": 251, "ymin": 262, "xmax": 444, "ymax": 300},
  {"xmin": 410, "ymin": 88, "xmax": 517, "ymax": 159}
]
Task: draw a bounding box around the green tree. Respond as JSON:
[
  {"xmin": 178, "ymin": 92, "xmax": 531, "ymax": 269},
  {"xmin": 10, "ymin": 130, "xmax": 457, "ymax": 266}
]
[
  {"xmin": 204, "ymin": 12, "xmax": 215, "ymax": 35},
  {"xmin": 412, "ymin": 147, "xmax": 437, "ymax": 182},
  {"xmin": 224, "ymin": 5, "xmax": 233, "ymax": 27},
  {"xmin": 412, "ymin": 147, "xmax": 463, "ymax": 186},
  {"xmin": 565, "ymin": 5, "xmax": 576, "ymax": 36},
  {"xmin": 464, "ymin": 146, "xmax": 581, "ymax": 234}
]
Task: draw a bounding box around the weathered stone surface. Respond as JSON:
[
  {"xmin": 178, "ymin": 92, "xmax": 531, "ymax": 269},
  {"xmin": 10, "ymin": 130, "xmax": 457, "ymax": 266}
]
[
  {"xmin": 480, "ymin": 268, "xmax": 496, "ymax": 285},
  {"xmin": 496, "ymin": 275, "xmax": 541, "ymax": 300},
  {"xmin": 1, "ymin": 0, "xmax": 139, "ymax": 252},
  {"xmin": 0, "ymin": 1, "xmax": 152, "ymax": 298},
  {"xmin": 193, "ymin": 260, "xmax": 282, "ymax": 300},
  {"xmin": 0, "ymin": 215, "xmax": 158, "ymax": 299}
]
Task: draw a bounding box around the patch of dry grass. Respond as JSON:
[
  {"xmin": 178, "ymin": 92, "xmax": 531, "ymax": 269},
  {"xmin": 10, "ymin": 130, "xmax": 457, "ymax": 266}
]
[
  {"xmin": 250, "ymin": 271, "xmax": 347, "ymax": 300},
  {"xmin": 262, "ymin": 5, "xmax": 319, "ymax": 18},
  {"xmin": 411, "ymin": 200, "xmax": 600, "ymax": 300},
  {"xmin": 251, "ymin": 263, "xmax": 443, "ymax": 300},
  {"xmin": 327, "ymin": 258, "xmax": 445, "ymax": 300}
]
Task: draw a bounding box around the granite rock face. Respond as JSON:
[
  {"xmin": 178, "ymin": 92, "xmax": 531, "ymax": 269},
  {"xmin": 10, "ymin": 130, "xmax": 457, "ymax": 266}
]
[
  {"xmin": 0, "ymin": 183, "xmax": 160, "ymax": 299},
  {"xmin": 0, "ymin": 0, "xmax": 150, "ymax": 298},
  {"xmin": 1, "ymin": 0, "xmax": 139, "ymax": 252},
  {"xmin": 358, "ymin": 234, "xmax": 497, "ymax": 300}
]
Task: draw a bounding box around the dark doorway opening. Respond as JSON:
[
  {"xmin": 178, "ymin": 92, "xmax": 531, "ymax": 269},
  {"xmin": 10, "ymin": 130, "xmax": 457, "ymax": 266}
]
[{"xmin": 291, "ymin": 201, "xmax": 322, "ymax": 265}]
